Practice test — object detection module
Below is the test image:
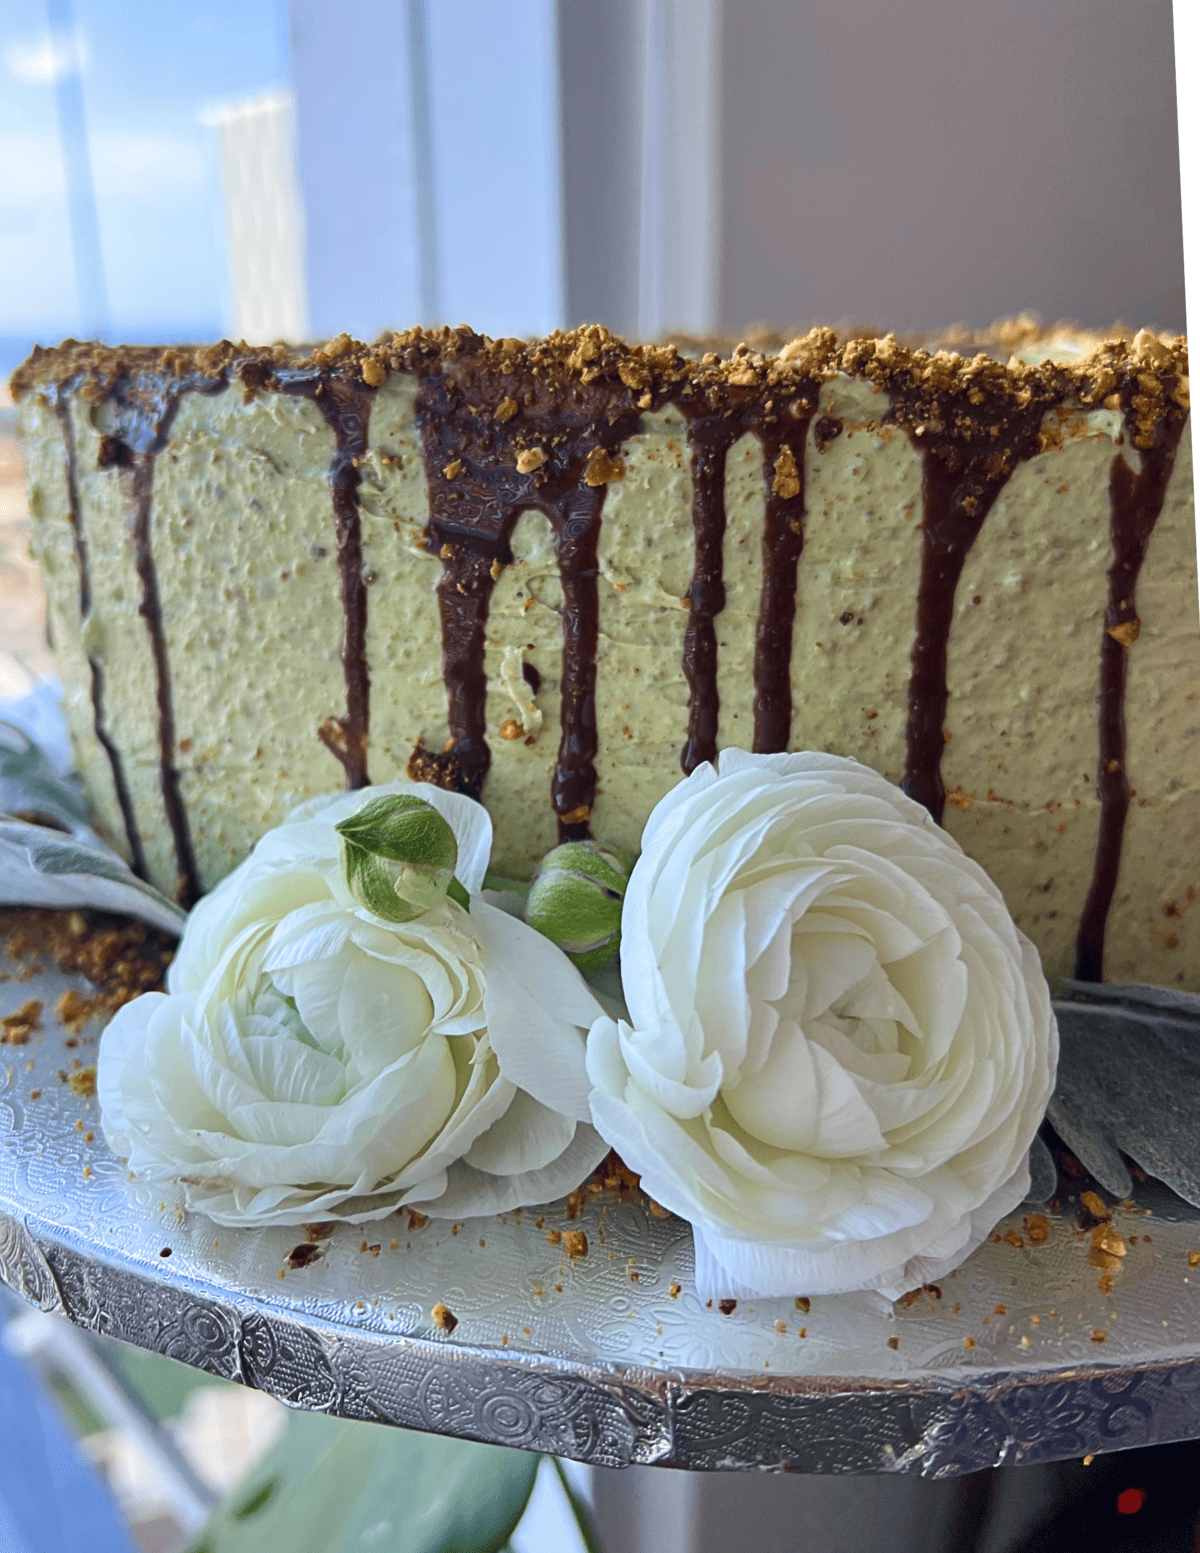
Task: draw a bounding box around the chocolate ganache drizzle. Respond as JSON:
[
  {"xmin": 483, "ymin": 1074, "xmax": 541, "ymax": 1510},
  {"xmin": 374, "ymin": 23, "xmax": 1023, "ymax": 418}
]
[
  {"xmin": 13, "ymin": 327, "xmax": 1191, "ymax": 984},
  {"xmin": 883, "ymin": 380, "xmax": 1054, "ymax": 825},
  {"xmin": 95, "ymin": 369, "xmax": 226, "ymax": 907},
  {"xmin": 51, "ymin": 391, "xmax": 146, "ymax": 879},
  {"xmin": 676, "ymin": 352, "xmax": 823, "ymax": 772},
  {"xmin": 753, "ymin": 415, "xmax": 820, "ymax": 753},
  {"xmin": 1073, "ymin": 398, "xmax": 1189, "ymax": 981},
  {"xmin": 677, "ymin": 408, "xmax": 755, "ymax": 773},
  {"xmin": 276, "ymin": 372, "xmax": 375, "ymax": 790},
  {"xmin": 410, "ymin": 340, "xmax": 648, "ymax": 837}
]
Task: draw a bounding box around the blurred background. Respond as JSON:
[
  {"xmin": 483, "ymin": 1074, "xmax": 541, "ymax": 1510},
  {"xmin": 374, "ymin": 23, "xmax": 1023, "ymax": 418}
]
[
  {"xmin": 0, "ymin": 0, "xmax": 1186, "ymax": 376},
  {"xmin": 0, "ymin": 2, "xmax": 1193, "ymax": 1550},
  {"xmin": 1, "ymin": 0, "xmax": 1187, "ymax": 705}
]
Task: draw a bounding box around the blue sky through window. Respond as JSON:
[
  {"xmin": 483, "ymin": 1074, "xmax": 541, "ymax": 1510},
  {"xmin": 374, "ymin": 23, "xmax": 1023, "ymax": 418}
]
[{"xmin": 0, "ymin": 0, "xmax": 288, "ymax": 373}]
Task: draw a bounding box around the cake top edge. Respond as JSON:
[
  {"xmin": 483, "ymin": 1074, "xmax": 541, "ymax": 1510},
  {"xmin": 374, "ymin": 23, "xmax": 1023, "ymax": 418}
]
[{"xmin": 10, "ymin": 319, "xmax": 1189, "ymax": 446}]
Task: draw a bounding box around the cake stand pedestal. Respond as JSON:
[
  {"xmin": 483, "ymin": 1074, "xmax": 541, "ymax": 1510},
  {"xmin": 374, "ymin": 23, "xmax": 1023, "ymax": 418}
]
[{"xmin": 4, "ymin": 956, "xmax": 1199, "ymax": 1477}]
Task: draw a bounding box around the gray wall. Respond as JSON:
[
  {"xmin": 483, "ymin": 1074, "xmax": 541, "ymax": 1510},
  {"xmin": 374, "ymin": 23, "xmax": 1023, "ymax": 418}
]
[
  {"xmin": 716, "ymin": 0, "xmax": 1185, "ymax": 335},
  {"xmin": 559, "ymin": 0, "xmax": 647, "ymax": 338},
  {"xmin": 289, "ymin": 0, "xmax": 1185, "ymax": 342}
]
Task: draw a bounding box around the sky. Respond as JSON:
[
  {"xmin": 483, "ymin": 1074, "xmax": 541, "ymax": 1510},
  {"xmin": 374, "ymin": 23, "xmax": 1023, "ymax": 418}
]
[{"xmin": 0, "ymin": 0, "xmax": 288, "ymax": 370}]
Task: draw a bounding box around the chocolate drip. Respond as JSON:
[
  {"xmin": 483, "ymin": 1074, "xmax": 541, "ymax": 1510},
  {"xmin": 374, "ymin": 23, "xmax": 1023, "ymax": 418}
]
[
  {"xmin": 100, "ymin": 371, "xmax": 225, "ymax": 907},
  {"xmin": 51, "ymin": 394, "xmax": 147, "ymax": 878},
  {"xmin": 753, "ymin": 419, "xmax": 816, "ymax": 753},
  {"xmin": 679, "ymin": 415, "xmax": 740, "ymax": 773},
  {"xmin": 1074, "ymin": 415, "xmax": 1187, "ymax": 981},
  {"xmin": 550, "ymin": 480, "xmax": 609, "ymax": 834},
  {"xmin": 412, "ymin": 370, "xmax": 528, "ymax": 799},
  {"xmin": 278, "ymin": 374, "xmax": 375, "ymax": 789},
  {"xmin": 813, "ymin": 415, "xmax": 842, "ymax": 453},
  {"xmin": 430, "ymin": 534, "xmax": 517, "ymax": 802},
  {"xmin": 413, "ymin": 354, "xmax": 643, "ymax": 835},
  {"xmin": 900, "ymin": 411, "xmax": 1049, "ymax": 823},
  {"xmin": 678, "ymin": 385, "xmax": 820, "ymax": 770},
  {"xmin": 127, "ymin": 452, "xmax": 199, "ymax": 903}
]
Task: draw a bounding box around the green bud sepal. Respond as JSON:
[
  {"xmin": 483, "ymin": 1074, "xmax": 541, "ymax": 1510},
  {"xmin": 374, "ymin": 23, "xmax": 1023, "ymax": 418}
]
[
  {"xmin": 335, "ymin": 794, "xmax": 470, "ymax": 922},
  {"xmin": 524, "ymin": 839, "xmax": 634, "ymax": 971}
]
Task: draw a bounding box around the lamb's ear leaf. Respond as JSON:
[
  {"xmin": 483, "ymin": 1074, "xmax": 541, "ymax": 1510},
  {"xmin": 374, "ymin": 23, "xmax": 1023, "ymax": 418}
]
[
  {"xmin": 0, "ymin": 819, "xmax": 185, "ymax": 935},
  {"xmin": 550, "ymin": 1457, "xmax": 605, "ymax": 1553},
  {"xmin": 1048, "ymin": 982, "xmax": 1200, "ymax": 1204},
  {"xmin": 1023, "ymin": 1133, "xmax": 1057, "ymax": 1205},
  {"xmin": 183, "ymin": 1410, "xmax": 539, "ymax": 1553},
  {"xmin": 0, "ymin": 716, "xmax": 93, "ymax": 837}
]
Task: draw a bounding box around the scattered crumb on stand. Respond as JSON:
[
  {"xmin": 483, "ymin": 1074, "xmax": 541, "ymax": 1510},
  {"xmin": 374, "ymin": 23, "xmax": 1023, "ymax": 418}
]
[{"xmin": 0, "ymin": 908, "xmax": 176, "ymax": 1024}]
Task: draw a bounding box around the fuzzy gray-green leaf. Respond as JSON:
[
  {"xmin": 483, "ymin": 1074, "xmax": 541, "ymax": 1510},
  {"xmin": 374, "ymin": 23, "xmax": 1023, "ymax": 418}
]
[
  {"xmin": 0, "ymin": 717, "xmax": 93, "ymax": 836},
  {"xmin": 183, "ymin": 1411, "xmax": 538, "ymax": 1553},
  {"xmin": 0, "ymin": 819, "xmax": 185, "ymax": 934},
  {"xmin": 1048, "ymin": 981, "xmax": 1200, "ymax": 1204}
]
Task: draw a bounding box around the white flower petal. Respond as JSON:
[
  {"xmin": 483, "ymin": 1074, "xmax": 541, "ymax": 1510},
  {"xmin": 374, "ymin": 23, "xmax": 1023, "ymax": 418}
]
[
  {"xmin": 336, "ymin": 952, "xmax": 435, "ymax": 1077},
  {"xmin": 237, "ymin": 1036, "xmax": 346, "ymax": 1107},
  {"xmin": 691, "ymin": 891, "xmax": 750, "ymax": 1072},
  {"xmin": 418, "ymin": 1046, "xmax": 515, "ymax": 1168},
  {"xmin": 584, "ymin": 748, "xmax": 1057, "ymax": 1301},
  {"xmin": 272, "ymin": 956, "xmax": 348, "ymax": 1055},
  {"xmin": 98, "ymin": 781, "xmax": 594, "ymax": 1229},
  {"xmin": 790, "ymin": 930, "xmax": 878, "ymax": 1021},
  {"xmin": 464, "ymin": 1087, "xmax": 577, "ymax": 1176},
  {"xmin": 588, "ymin": 1083, "xmax": 741, "ymax": 1229},
  {"xmin": 263, "ymin": 904, "xmax": 355, "ymax": 974},
  {"xmin": 96, "ymin": 992, "xmax": 161, "ymax": 1159},
  {"xmin": 223, "ymin": 1099, "xmax": 330, "ymax": 1147},
  {"xmin": 433, "ymin": 1122, "xmax": 609, "ymax": 1218},
  {"xmin": 618, "ymin": 1020, "xmax": 723, "ymax": 1119},
  {"xmin": 474, "ymin": 899, "xmax": 601, "ymax": 1121},
  {"xmin": 169, "ymin": 864, "xmax": 332, "ymax": 993}
]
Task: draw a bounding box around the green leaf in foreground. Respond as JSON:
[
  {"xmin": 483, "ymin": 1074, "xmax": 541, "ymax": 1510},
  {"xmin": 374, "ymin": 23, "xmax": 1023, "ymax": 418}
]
[
  {"xmin": 550, "ymin": 1457, "xmax": 604, "ymax": 1553},
  {"xmin": 0, "ymin": 819, "xmax": 186, "ymax": 934},
  {"xmin": 185, "ymin": 1410, "xmax": 538, "ymax": 1553},
  {"xmin": 0, "ymin": 717, "xmax": 93, "ymax": 836}
]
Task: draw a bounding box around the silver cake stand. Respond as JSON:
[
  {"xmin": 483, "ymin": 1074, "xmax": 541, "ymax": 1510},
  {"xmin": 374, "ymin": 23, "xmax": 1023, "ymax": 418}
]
[{"xmin": 3, "ymin": 955, "xmax": 1200, "ymax": 1477}]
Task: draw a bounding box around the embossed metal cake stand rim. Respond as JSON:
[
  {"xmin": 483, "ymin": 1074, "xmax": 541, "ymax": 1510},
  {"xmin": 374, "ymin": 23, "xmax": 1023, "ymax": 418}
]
[
  {"xmin": 5, "ymin": 961, "xmax": 1200, "ymax": 1475},
  {"xmin": 9, "ymin": 1207, "xmax": 1200, "ymax": 1478}
]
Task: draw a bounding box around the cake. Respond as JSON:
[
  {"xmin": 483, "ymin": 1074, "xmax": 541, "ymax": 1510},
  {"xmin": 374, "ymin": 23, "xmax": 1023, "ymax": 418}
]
[{"xmin": 10, "ymin": 322, "xmax": 1197, "ymax": 991}]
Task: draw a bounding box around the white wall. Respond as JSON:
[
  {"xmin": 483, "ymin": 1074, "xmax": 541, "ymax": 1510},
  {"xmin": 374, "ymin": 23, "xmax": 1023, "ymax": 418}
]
[
  {"xmin": 289, "ymin": 0, "xmax": 426, "ymax": 339},
  {"xmin": 211, "ymin": 92, "xmax": 308, "ymax": 344},
  {"xmin": 288, "ymin": 0, "xmax": 563, "ymax": 342},
  {"xmin": 427, "ymin": 0, "xmax": 563, "ymax": 337}
]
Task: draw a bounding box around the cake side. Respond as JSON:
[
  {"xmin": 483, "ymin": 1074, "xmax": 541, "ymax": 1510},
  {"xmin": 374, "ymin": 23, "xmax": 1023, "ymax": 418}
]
[{"xmin": 13, "ymin": 325, "xmax": 1197, "ymax": 988}]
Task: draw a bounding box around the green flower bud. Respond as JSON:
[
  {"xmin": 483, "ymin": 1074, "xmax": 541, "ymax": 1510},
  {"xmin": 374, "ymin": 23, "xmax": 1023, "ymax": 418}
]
[
  {"xmin": 524, "ymin": 840, "xmax": 634, "ymax": 971},
  {"xmin": 335, "ymin": 794, "xmax": 468, "ymax": 922}
]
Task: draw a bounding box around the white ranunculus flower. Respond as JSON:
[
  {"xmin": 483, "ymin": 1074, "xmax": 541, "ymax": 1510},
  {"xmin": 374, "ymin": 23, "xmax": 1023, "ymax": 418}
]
[
  {"xmin": 98, "ymin": 783, "xmax": 608, "ymax": 1227},
  {"xmin": 585, "ymin": 750, "xmax": 1058, "ymax": 1301}
]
